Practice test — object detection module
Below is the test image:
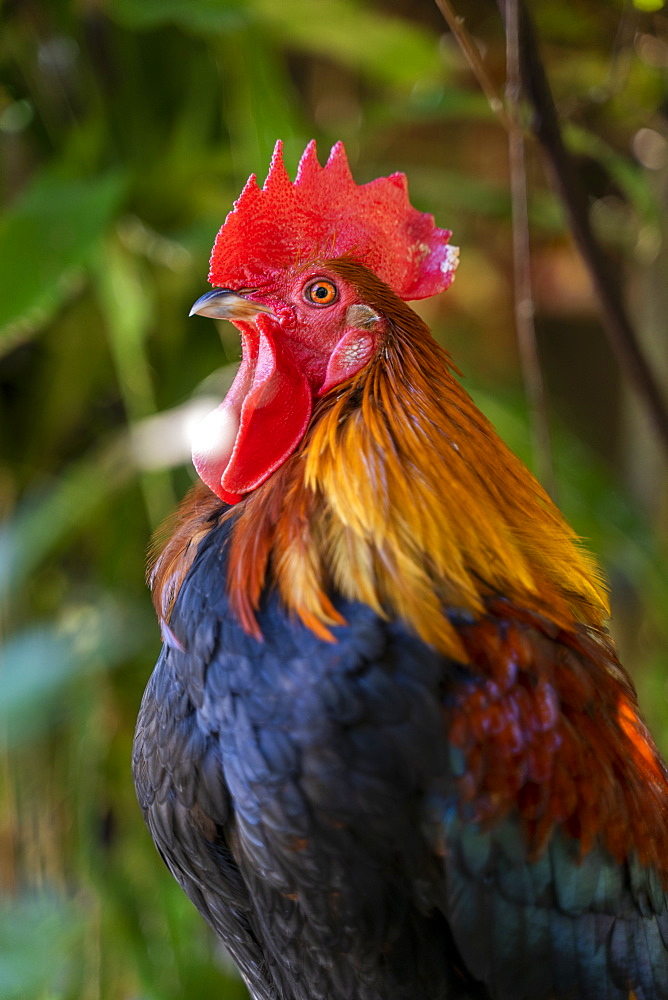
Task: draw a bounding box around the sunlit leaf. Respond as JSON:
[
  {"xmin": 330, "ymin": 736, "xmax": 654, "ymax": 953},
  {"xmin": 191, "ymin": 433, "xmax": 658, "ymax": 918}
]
[
  {"xmin": 108, "ymin": 0, "xmax": 442, "ymax": 86},
  {"xmin": 632, "ymin": 0, "xmax": 664, "ymax": 11},
  {"xmin": 251, "ymin": 0, "xmax": 442, "ymax": 86}
]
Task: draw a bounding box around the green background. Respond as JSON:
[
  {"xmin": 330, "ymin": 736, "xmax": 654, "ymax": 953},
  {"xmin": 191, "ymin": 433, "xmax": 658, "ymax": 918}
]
[{"xmin": 1, "ymin": 0, "xmax": 667, "ymax": 996}]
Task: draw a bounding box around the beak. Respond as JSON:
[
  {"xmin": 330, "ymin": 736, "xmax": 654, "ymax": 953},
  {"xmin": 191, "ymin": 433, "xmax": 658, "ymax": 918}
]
[{"xmin": 189, "ymin": 289, "xmax": 273, "ymax": 321}]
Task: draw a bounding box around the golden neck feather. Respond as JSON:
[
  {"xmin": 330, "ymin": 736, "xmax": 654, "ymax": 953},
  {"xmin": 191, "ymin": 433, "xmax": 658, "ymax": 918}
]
[{"xmin": 224, "ymin": 264, "xmax": 609, "ymax": 661}]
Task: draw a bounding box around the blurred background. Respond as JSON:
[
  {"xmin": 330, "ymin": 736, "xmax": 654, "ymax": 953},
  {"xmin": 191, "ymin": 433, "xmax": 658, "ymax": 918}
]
[{"xmin": 1, "ymin": 0, "xmax": 667, "ymax": 996}]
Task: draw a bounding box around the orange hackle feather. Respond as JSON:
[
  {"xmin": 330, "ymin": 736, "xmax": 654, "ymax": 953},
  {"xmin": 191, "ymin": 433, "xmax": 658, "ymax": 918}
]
[
  {"xmin": 149, "ymin": 483, "xmax": 223, "ymax": 626},
  {"xmin": 150, "ymin": 257, "xmax": 668, "ymax": 879},
  {"xmin": 223, "ymin": 258, "xmax": 608, "ymax": 662}
]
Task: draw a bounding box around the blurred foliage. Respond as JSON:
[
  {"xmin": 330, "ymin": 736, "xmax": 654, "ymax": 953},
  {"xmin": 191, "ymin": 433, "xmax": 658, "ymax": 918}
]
[{"xmin": 0, "ymin": 0, "xmax": 667, "ymax": 997}]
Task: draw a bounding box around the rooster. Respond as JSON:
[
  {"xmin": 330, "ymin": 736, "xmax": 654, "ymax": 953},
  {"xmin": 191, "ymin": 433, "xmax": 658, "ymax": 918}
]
[{"xmin": 133, "ymin": 141, "xmax": 668, "ymax": 1000}]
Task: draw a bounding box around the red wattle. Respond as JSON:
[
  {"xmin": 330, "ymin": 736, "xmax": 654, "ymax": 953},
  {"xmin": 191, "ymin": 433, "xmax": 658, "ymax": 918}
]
[
  {"xmin": 191, "ymin": 316, "xmax": 312, "ymax": 503},
  {"xmin": 222, "ymin": 321, "xmax": 312, "ymax": 494}
]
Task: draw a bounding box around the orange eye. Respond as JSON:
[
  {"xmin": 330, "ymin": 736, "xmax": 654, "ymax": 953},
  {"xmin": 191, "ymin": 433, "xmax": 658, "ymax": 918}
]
[{"xmin": 304, "ymin": 279, "xmax": 338, "ymax": 306}]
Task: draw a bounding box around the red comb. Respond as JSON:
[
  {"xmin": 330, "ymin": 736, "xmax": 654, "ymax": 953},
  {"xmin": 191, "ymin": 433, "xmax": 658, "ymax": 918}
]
[{"xmin": 209, "ymin": 140, "xmax": 458, "ymax": 300}]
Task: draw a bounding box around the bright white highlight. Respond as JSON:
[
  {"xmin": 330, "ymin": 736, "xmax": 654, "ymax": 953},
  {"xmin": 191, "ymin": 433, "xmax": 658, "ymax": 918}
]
[
  {"xmin": 441, "ymin": 245, "xmax": 460, "ymax": 274},
  {"xmin": 130, "ymin": 397, "xmax": 220, "ymax": 470},
  {"xmin": 191, "ymin": 405, "xmax": 239, "ymax": 467}
]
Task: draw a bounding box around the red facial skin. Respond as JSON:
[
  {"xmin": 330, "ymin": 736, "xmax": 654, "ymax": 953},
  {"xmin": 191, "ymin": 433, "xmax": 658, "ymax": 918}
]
[
  {"xmin": 192, "ymin": 139, "xmax": 458, "ymax": 505},
  {"xmin": 191, "ymin": 264, "xmax": 383, "ymax": 504}
]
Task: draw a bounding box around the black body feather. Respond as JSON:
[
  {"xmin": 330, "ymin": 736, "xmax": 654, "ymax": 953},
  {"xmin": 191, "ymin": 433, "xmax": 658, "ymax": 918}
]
[{"xmin": 133, "ymin": 517, "xmax": 668, "ymax": 1000}]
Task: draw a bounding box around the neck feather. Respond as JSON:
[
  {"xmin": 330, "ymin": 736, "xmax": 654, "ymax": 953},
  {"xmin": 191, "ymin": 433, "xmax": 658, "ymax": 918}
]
[{"xmin": 225, "ymin": 276, "xmax": 609, "ymax": 660}]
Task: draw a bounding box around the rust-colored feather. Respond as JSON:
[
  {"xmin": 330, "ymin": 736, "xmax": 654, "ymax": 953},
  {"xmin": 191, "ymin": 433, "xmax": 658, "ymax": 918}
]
[
  {"xmin": 149, "ymin": 482, "xmax": 223, "ymax": 626},
  {"xmin": 451, "ymin": 602, "xmax": 668, "ymax": 878}
]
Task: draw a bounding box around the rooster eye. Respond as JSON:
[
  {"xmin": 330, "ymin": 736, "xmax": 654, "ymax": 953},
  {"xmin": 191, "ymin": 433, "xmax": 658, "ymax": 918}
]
[{"xmin": 304, "ymin": 279, "xmax": 338, "ymax": 307}]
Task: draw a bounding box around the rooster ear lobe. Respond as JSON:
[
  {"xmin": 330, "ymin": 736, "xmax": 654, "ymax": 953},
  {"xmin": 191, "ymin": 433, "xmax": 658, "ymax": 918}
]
[{"xmin": 318, "ymin": 321, "xmax": 379, "ymax": 397}]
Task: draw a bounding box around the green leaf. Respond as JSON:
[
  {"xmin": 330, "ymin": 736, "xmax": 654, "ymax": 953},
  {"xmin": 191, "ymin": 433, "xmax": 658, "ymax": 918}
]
[
  {"xmin": 0, "ymin": 171, "xmax": 125, "ymax": 351},
  {"xmin": 212, "ymin": 26, "xmax": 305, "ymax": 176},
  {"xmin": 108, "ymin": 0, "xmax": 249, "ymax": 31},
  {"xmin": 94, "ymin": 238, "xmax": 177, "ymax": 527},
  {"xmin": 108, "ymin": 0, "xmax": 441, "ymax": 87},
  {"xmin": 252, "ymin": 0, "xmax": 442, "ymax": 86}
]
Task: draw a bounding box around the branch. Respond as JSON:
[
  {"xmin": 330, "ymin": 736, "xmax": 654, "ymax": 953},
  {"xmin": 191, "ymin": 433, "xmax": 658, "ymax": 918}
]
[
  {"xmin": 499, "ymin": 0, "xmax": 668, "ymax": 451},
  {"xmin": 505, "ymin": 0, "xmax": 554, "ymax": 493},
  {"xmin": 434, "ymin": 0, "xmax": 668, "ymax": 452},
  {"xmin": 433, "ymin": 0, "xmax": 511, "ymax": 130}
]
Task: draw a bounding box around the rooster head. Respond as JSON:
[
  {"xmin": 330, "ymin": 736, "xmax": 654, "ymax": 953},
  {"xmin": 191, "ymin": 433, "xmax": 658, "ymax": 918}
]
[{"xmin": 190, "ymin": 140, "xmax": 458, "ymax": 504}]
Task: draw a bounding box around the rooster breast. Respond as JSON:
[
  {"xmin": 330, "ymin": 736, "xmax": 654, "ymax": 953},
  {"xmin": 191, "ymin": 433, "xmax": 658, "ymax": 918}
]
[
  {"xmin": 133, "ymin": 514, "xmax": 483, "ymax": 1000},
  {"xmin": 134, "ymin": 511, "xmax": 668, "ymax": 1000}
]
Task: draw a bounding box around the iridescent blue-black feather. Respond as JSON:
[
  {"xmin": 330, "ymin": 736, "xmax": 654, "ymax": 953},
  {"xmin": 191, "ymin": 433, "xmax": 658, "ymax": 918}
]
[{"xmin": 134, "ymin": 515, "xmax": 668, "ymax": 1000}]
